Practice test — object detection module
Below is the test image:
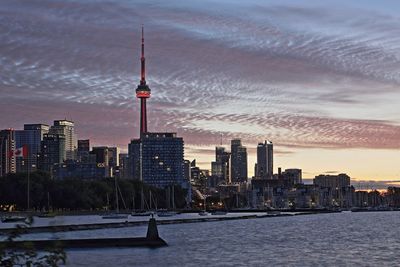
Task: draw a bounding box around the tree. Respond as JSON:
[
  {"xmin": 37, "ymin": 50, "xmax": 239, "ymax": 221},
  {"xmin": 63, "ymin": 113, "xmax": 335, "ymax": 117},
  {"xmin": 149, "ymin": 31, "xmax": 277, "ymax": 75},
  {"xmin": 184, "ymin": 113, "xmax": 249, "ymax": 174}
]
[{"xmin": 0, "ymin": 217, "xmax": 66, "ymax": 266}]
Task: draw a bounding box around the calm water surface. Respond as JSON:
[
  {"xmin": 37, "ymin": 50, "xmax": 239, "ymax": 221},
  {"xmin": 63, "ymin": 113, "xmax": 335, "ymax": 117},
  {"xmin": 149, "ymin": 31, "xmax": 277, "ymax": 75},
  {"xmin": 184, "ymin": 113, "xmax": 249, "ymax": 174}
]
[{"xmin": 16, "ymin": 212, "xmax": 400, "ymax": 266}]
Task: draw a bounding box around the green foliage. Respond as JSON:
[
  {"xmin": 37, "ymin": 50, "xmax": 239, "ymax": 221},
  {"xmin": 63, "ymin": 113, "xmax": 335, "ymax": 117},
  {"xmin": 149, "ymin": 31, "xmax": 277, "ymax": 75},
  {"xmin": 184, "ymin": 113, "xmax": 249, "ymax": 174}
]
[
  {"xmin": 0, "ymin": 217, "xmax": 66, "ymax": 266},
  {"xmin": 0, "ymin": 172, "xmax": 188, "ymax": 211}
]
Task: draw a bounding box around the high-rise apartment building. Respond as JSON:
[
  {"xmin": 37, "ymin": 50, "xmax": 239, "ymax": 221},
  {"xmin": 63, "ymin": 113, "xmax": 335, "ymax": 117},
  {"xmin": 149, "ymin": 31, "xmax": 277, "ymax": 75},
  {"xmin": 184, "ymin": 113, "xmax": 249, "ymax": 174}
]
[
  {"xmin": 141, "ymin": 132, "xmax": 185, "ymax": 188},
  {"xmin": 129, "ymin": 133, "xmax": 187, "ymax": 189}
]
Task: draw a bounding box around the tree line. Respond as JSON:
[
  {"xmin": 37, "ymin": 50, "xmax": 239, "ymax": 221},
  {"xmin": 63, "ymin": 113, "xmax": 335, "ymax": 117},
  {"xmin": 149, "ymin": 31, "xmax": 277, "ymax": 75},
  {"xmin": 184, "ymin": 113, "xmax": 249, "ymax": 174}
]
[{"xmin": 0, "ymin": 172, "xmax": 188, "ymax": 211}]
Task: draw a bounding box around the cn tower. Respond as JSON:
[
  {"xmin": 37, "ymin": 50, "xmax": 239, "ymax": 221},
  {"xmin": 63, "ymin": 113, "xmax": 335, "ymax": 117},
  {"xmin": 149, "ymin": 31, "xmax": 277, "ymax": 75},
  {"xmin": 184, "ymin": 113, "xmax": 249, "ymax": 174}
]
[{"xmin": 136, "ymin": 26, "xmax": 151, "ymax": 135}]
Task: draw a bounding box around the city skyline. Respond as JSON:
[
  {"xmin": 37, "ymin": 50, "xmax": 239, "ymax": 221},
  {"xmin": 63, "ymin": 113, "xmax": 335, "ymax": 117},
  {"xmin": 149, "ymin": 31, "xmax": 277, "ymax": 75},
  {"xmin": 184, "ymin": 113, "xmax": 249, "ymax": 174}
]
[{"xmin": 1, "ymin": 0, "xmax": 400, "ymax": 183}]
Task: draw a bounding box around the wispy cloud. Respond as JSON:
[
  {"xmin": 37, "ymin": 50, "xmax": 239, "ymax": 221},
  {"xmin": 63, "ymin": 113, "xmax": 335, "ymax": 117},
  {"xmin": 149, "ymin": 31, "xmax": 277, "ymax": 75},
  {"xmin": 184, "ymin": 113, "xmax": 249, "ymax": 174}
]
[{"xmin": 1, "ymin": 0, "xmax": 400, "ymax": 177}]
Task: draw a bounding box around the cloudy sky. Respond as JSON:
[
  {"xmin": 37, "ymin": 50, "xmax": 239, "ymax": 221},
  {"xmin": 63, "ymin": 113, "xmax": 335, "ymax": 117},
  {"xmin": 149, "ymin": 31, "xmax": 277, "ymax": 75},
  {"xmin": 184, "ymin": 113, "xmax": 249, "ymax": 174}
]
[{"xmin": 1, "ymin": 0, "xmax": 400, "ymax": 185}]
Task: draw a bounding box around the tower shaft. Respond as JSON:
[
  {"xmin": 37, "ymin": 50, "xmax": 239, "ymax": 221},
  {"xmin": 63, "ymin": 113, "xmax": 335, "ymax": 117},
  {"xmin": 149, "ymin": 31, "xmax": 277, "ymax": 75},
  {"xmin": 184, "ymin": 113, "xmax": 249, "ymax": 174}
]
[{"xmin": 140, "ymin": 98, "xmax": 147, "ymax": 134}]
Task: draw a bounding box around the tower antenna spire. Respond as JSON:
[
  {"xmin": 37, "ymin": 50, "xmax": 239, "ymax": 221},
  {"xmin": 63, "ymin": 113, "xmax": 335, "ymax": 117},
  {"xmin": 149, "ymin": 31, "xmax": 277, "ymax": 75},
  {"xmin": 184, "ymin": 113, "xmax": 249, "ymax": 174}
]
[{"xmin": 140, "ymin": 25, "xmax": 146, "ymax": 85}]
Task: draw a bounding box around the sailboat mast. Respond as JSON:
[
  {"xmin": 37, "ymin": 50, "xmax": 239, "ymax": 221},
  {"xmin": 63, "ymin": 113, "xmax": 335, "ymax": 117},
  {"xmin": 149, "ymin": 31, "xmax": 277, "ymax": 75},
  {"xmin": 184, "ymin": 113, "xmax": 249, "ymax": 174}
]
[
  {"xmin": 132, "ymin": 190, "xmax": 135, "ymax": 211},
  {"xmin": 106, "ymin": 193, "xmax": 110, "ymax": 210},
  {"xmin": 141, "ymin": 188, "xmax": 144, "ymax": 210},
  {"xmin": 149, "ymin": 190, "xmax": 152, "ymax": 210},
  {"xmin": 172, "ymin": 186, "xmax": 175, "ymax": 210},
  {"xmin": 115, "ymin": 177, "xmax": 119, "ymax": 213},
  {"xmin": 47, "ymin": 192, "xmax": 50, "ymax": 211}
]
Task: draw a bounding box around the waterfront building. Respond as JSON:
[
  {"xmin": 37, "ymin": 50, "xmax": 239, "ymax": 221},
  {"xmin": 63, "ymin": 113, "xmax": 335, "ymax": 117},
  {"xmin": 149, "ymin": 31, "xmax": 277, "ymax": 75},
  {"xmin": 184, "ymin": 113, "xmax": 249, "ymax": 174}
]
[
  {"xmin": 15, "ymin": 124, "xmax": 49, "ymax": 172},
  {"xmin": 386, "ymin": 187, "xmax": 400, "ymax": 207},
  {"xmin": 218, "ymin": 183, "xmax": 241, "ymax": 199},
  {"xmin": 39, "ymin": 133, "xmax": 66, "ymax": 173},
  {"xmin": 0, "ymin": 129, "xmax": 16, "ymax": 176},
  {"xmin": 282, "ymin": 168, "xmax": 302, "ymax": 186},
  {"xmin": 256, "ymin": 140, "xmax": 273, "ymax": 179},
  {"xmin": 49, "ymin": 120, "xmax": 76, "ymax": 160},
  {"xmin": 314, "ymin": 173, "xmax": 350, "ymax": 188},
  {"xmin": 314, "ymin": 173, "xmax": 353, "ymax": 208},
  {"xmin": 230, "ymin": 139, "xmax": 248, "ymax": 183}
]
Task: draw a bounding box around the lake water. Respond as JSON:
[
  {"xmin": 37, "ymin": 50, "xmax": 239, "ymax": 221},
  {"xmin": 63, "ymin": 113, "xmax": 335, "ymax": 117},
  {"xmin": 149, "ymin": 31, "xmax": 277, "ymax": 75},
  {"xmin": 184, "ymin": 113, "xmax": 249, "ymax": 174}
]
[{"xmin": 5, "ymin": 212, "xmax": 400, "ymax": 266}]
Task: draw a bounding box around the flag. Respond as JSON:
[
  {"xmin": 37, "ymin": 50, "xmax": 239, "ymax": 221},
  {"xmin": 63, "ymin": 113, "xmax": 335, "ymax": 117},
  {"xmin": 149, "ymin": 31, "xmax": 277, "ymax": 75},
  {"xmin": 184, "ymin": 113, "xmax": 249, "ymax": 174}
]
[{"xmin": 9, "ymin": 145, "xmax": 29, "ymax": 158}]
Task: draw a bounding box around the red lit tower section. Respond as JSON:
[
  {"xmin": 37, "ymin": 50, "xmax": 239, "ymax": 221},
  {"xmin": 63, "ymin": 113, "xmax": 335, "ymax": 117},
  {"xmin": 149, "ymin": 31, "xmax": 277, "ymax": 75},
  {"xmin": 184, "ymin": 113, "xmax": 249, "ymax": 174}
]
[{"xmin": 136, "ymin": 26, "xmax": 151, "ymax": 135}]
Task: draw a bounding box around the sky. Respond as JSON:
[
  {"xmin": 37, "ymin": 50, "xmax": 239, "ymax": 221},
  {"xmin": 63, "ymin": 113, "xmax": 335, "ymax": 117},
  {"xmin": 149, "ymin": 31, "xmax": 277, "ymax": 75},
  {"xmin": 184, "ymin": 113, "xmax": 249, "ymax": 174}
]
[{"xmin": 1, "ymin": 0, "xmax": 400, "ymax": 187}]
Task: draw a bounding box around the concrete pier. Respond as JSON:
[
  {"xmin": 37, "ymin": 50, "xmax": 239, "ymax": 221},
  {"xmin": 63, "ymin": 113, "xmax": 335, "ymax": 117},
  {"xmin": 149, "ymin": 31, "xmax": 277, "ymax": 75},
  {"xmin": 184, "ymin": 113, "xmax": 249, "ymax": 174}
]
[
  {"xmin": 0, "ymin": 211, "xmax": 338, "ymax": 235},
  {"xmin": 0, "ymin": 218, "xmax": 167, "ymax": 249}
]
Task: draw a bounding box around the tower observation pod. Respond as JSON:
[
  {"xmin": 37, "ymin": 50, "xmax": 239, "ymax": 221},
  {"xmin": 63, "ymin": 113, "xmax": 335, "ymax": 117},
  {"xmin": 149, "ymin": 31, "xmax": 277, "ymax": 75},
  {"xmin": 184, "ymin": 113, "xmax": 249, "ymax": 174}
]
[{"xmin": 136, "ymin": 26, "xmax": 151, "ymax": 135}]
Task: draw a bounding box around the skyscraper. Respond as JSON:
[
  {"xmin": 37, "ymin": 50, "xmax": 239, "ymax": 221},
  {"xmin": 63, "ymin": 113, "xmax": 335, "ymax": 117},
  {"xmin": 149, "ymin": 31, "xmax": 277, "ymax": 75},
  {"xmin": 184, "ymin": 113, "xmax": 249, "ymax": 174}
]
[
  {"xmin": 77, "ymin": 139, "xmax": 90, "ymax": 162},
  {"xmin": 39, "ymin": 133, "xmax": 66, "ymax": 173},
  {"xmin": 256, "ymin": 140, "xmax": 273, "ymax": 179},
  {"xmin": 230, "ymin": 139, "xmax": 248, "ymax": 183},
  {"xmin": 15, "ymin": 124, "xmax": 49, "ymax": 172},
  {"xmin": 211, "ymin": 146, "xmax": 230, "ymax": 184},
  {"xmin": 49, "ymin": 120, "xmax": 76, "ymax": 160},
  {"xmin": 0, "ymin": 129, "xmax": 16, "ymax": 176}
]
